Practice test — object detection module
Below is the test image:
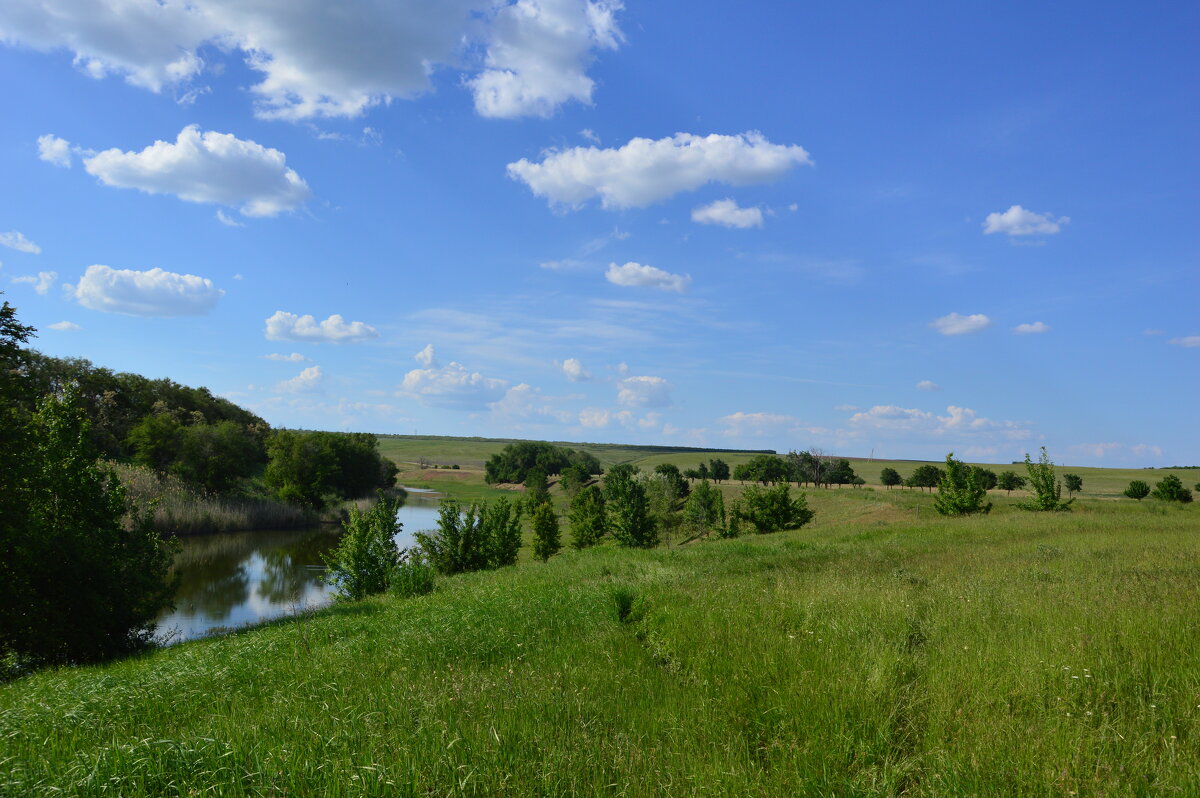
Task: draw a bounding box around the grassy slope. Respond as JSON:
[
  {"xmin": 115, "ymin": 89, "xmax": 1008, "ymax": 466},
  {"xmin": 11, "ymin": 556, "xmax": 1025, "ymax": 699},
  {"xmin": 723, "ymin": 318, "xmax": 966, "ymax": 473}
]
[{"xmin": 3, "ymin": 487, "xmax": 1199, "ymax": 795}]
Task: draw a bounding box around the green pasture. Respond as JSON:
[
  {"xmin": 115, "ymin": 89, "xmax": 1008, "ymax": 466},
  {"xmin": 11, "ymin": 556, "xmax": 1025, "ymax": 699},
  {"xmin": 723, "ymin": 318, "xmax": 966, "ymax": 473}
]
[{"xmin": 2, "ymin": 490, "xmax": 1198, "ymax": 796}]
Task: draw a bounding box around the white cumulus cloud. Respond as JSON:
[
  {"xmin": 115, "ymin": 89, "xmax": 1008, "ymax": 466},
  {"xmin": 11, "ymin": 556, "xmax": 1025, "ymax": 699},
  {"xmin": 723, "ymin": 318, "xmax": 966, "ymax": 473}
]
[
  {"xmin": 0, "ymin": 0, "xmax": 621, "ymax": 121},
  {"xmin": 47, "ymin": 320, "xmax": 81, "ymax": 331},
  {"xmin": 561, "ymin": 357, "xmax": 591, "ymax": 382},
  {"xmin": 847, "ymin": 404, "xmax": 1032, "ymax": 441},
  {"xmin": 400, "ymin": 361, "xmax": 509, "ymax": 410},
  {"xmin": 37, "ymin": 134, "xmax": 72, "ymax": 167},
  {"xmin": 263, "ymin": 352, "xmax": 310, "ymax": 362},
  {"xmin": 469, "ymin": 0, "xmax": 623, "ymax": 118},
  {"xmin": 931, "ymin": 312, "xmax": 992, "ymax": 336},
  {"xmin": 11, "ymin": 271, "xmax": 57, "ymax": 294},
  {"xmin": 616, "ymin": 375, "xmax": 671, "ymax": 407},
  {"xmin": 1168, "ymin": 336, "xmax": 1200, "ymax": 348},
  {"xmin": 507, "ymin": 131, "xmax": 811, "ymax": 209},
  {"xmin": 414, "ymin": 344, "xmax": 438, "ymax": 367},
  {"xmin": 276, "ymin": 365, "xmax": 324, "ymax": 393},
  {"xmin": 1014, "ymin": 321, "xmax": 1050, "ymax": 334},
  {"xmin": 916, "ymin": 380, "xmax": 941, "ymax": 392},
  {"xmin": 265, "ymin": 311, "xmax": 378, "ymax": 343},
  {"xmin": 605, "ymin": 261, "xmax": 690, "ymax": 292},
  {"xmin": 717, "ymin": 411, "xmax": 825, "ymax": 439},
  {"xmin": 80, "ymin": 125, "xmax": 310, "ymax": 217},
  {"xmin": 691, "ymin": 198, "xmax": 763, "ymax": 229},
  {"xmin": 983, "ymin": 205, "xmax": 1068, "ymax": 236},
  {"xmin": 0, "ymin": 231, "xmax": 41, "ymax": 254},
  {"xmin": 73, "ymin": 264, "xmax": 222, "ymax": 316}
]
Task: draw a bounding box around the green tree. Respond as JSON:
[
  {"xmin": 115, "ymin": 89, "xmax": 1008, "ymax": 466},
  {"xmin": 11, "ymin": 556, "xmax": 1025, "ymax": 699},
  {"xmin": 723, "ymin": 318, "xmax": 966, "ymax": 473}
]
[
  {"xmin": 173, "ymin": 420, "xmax": 264, "ymax": 494},
  {"xmin": 906, "ymin": 464, "xmax": 944, "ymax": 492},
  {"xmin": 323, "ymin": 493, "xmax": 402, "ymax": 600},
  {"xmin": 708, "ymin": 458, "xmax": 730, "ymax": 483},
  {"xmin": 1019, "ymin": 448, "xmax": 1073, "ymax": 511},
  {"xmin": 4, "ymin": 392, "xmax": 177, "ymax": 667},
  {"xmin": 971, "ymin": 467, "xmax": 998, "ymax": 491},
  {"xmin": 524, "ymin": 467, "xmax": 550, "ymax": 509},
  {"xmin": 826, "ymin": 459, "xmax": 858, "ymax": 486},
  {"xmin": 683, "ymin": 480, "xmax": 725, "ymax": 538},
  {"xmin": 531, "ymin": 502, "xmax": 562, "ymax": 562},
  {"xmin": 1123, "ymin": 480, "xmax": 1151, "ymax": 501},
  {"xmin": 125, "ymin": 411, "xmax": 185, "ymax": 475},
  {"xmin": 880, "ymin": 467, "xmax": 902, "ymax": 489},
  {"xmin": 481, "ymin": 497, "xmax": 522, "ymax": 568},
  {"xmin": 569, "ymin": 484, "xmax": 607, "ymax": 549},
  {"xmin": 416, "ymin": 499, "xmax": 486, "ymax": 575},
  {"xmin": 604, "ymin": 464, "xmax": 657, "ymax": 548},
  {"xmin": 1063, "ymin": 473, "xmax": 1083, "ymax": 497},
  {"xmin": 558, "ymin": 462, "xmax": 591, "ymax": 499},
  {"xmin": 654, "ymin": 463, "xmax": 691, "ymax": 498},
  {"xmin": 732, "ymin": 484, "xmax": 814, "ymax": 534},
  {"xmin": 933, "ymin": 453, "xmax": 992, "ymax": 516},
  {"xmin": 264, "ymin": 429, "xmax": 338, "ymax": 508},
  {"xmin": 997, "ymin": 471, "xmax": 1026, "ymax": 494},
  {"xmin": 1151, "ymin": 474, "xmax": 1193, "ymax": 503}
]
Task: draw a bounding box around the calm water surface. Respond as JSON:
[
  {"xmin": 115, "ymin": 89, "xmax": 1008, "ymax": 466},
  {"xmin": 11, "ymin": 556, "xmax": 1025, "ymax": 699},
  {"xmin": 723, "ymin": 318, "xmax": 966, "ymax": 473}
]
[{"xmin": 156, "ymin": 491, "xmax": 442, "ymax": 643}]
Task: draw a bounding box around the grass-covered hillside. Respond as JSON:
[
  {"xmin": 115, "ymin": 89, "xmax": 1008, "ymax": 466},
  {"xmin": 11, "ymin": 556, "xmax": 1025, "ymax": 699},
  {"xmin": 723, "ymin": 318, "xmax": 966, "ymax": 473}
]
[{"xmin": 2, "ymin": 479, "xmax": 1198, "ymax": 795}]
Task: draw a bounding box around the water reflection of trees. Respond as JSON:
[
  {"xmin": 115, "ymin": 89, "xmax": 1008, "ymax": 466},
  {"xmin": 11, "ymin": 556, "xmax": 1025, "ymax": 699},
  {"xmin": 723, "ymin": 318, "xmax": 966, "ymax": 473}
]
[{"xmin": 170, "ymin": 527, "xmax": 339, "ymax": 623}]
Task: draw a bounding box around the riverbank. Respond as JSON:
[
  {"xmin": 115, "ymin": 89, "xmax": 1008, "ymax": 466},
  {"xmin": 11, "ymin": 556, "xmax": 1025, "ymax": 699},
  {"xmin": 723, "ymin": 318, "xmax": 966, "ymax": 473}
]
[{"xmin": 4, "ymin": 492, "xmax": 1199, "ymax": 794}]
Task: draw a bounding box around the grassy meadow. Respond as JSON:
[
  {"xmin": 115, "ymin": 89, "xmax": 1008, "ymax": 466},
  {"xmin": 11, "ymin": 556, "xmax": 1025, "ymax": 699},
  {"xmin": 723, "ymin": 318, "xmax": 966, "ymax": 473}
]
[{"xmin": 3, "ymin": 446, "xmax": 1199, "ymax": 795}]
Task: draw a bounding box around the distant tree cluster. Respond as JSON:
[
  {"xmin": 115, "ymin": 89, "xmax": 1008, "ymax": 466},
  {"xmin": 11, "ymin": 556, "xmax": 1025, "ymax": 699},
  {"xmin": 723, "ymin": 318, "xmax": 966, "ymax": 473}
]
[
  {"xmin": 483, "ymin": 441, "xmax": 602, "ymax": 485},
  {"xmin": 683, "ymin": 458, "xmax": 730, "ymax": 483},
  {"xmin": 264, "ymin": 430, "xmax": 398, "ymax": 510}
]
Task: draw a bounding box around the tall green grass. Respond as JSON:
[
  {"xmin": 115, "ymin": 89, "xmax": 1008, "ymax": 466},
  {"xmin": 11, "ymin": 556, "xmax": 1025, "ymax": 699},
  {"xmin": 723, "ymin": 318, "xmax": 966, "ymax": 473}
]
[{"xmin": 2, "ymin": 499, "xmax": 1198, "ymax": 795}]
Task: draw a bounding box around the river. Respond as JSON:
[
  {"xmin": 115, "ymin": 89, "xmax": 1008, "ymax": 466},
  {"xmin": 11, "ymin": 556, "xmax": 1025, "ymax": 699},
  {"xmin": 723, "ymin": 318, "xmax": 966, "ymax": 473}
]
[{"xmin": 155, "ymin": 489, "xmax": 443, "ymax": 643}]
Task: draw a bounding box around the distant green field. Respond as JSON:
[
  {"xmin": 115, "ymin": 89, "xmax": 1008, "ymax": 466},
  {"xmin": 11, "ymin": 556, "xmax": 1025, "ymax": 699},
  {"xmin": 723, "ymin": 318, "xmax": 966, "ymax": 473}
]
[
  {"xmin": 380, "ymin": 434, "xmax": 1194, "ymax": 504},
  {"xmin": 376, "ymin": 433, "xmax": 773, "ymax": 470}
]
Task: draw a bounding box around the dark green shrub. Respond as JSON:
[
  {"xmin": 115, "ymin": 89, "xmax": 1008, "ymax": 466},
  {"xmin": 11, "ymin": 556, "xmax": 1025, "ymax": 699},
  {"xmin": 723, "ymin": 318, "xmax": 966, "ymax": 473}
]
[
  {"xmin": 1152, "ymin": 475, "xmax": 1193, "ymax": 503},
  {"xmin": 569, "ymin": 485, "xmax": 607, "ymax": 549},
  {"xmin": 880, "ymin": 467, "xmax": 902, "ymax": 488},
  {"xmin": 531, "ymin": 502, "xmax": 562, "ymax": 562},
  {"xmin": 1123, "ymin": 480, "xmax": 1150, "ymax": 500},
  {"xmin": 732, "ymin": 484, "xmax": 814, "ymax": 534}
]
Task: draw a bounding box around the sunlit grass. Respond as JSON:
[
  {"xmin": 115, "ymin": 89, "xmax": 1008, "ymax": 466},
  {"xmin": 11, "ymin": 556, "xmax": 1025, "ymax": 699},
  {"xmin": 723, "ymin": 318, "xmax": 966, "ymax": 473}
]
[{"xmin": 2, "ymin": 495, "xmax": 1197, "ymax": 795}]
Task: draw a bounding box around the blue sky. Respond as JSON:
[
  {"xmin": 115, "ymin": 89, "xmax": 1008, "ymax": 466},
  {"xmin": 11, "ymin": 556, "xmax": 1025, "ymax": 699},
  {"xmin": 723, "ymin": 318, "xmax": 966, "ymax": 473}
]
[{"xmin": 1, "ymin": 1, "xmax": 1196, "ymax": 466}]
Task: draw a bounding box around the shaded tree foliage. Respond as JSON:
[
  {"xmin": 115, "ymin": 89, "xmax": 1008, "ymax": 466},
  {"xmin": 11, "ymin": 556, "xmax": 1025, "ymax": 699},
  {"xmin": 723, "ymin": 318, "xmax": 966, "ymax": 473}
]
[
  {"xmin": 997, "ymin": 471, "xmax": 1026, "ymax": 494},
  {"xmin": 2, "ymin": 299, "xmax": 177, "ymax": 669},
  {"xmin": 880, "ymin": 467, "xmax": 902, "ymax": 489},
  {"xmin": 1063, "ymin": 473, "xmax": 1083, "ymax": 497},
  {"xmin": 264, "ymin": 430, "xmax": 396, "ymax": 510}
]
